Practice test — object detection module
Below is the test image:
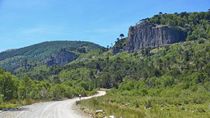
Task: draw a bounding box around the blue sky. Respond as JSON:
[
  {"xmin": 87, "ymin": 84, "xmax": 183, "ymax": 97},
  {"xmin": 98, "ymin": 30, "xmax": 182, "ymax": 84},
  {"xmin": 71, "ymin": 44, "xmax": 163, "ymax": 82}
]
[{"xmin": 0, "ymin": 0, "xmax": 210, "ymax": 52}]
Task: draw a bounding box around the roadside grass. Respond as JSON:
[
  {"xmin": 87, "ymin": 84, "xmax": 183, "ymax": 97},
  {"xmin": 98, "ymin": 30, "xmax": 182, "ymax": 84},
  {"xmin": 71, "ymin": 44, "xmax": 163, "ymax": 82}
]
[
  {"xmin": 0, "ymin": 89, "xmax": 97, "ymax": 110},
  {"xmin": 0, "ymin": 103, "xmax": 19, "ymax": 110},
  {"xmin": 0, "ymin": 99, "xmax": 43, "ymax": 110},
  {"xmin": 78, "ymin": 90, "xmax": 210, "ymax": 118}
]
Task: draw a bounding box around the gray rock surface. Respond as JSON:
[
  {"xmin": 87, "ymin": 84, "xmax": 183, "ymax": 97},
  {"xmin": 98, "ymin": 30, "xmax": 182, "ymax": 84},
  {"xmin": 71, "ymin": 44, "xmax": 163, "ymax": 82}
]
[
  {"xmin": 126, "ymin": 22, "xmax": 187, "ymax": 52},
  {"xmin": 46, "ymin": 49, "xmax": 77, "ymax": 66}
]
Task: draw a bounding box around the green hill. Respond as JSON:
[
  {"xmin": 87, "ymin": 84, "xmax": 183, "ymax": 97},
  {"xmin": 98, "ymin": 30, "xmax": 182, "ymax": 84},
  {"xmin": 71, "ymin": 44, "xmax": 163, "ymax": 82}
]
[{"xmin": 0, "ymin": 41, "xmax": 104, "ymax": 73}]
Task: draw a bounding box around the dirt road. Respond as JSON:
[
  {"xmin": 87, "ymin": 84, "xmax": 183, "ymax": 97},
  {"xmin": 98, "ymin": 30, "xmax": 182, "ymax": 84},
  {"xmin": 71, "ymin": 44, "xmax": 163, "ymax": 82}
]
[{"xmin": 0, "ymin": 91, "xmax": 106, "ymax": 118}]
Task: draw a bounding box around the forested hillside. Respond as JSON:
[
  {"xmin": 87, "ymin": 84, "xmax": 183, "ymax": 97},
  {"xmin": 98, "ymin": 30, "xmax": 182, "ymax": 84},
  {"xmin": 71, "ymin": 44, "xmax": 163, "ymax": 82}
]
[
  {"xmin": 78, "ymin": 11, "xmax": 210, "ymax": 118},
  {"xmin": 147, "ymin": 11, "xmax": 210, "ymax": 41},
  {"xmin": 0, "ymin": 41, "xmax": 104, "ymax": 73},
  {"xmin": 79, "ymin": 39, "xmax": 210, "ymax": 117}
]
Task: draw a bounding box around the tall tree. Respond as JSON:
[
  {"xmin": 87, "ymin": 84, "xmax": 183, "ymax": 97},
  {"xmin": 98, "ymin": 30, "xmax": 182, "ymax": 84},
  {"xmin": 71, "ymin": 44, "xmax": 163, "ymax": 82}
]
[
  {"xmin": 0, "ymin": 72, "xmax": 17, "ymax": 100},
  {"xmin": 120, "ymin": 34, "xmax": 125, "ymax": 39}
]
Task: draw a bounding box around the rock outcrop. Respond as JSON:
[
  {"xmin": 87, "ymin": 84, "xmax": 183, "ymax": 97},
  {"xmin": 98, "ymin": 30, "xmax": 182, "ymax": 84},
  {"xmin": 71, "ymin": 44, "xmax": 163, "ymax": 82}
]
[
  {"xmin": 126, "ymin": 22, "xmax": 187, "ymax": 52},
  {"xmin": 46, "ymin": 49, "xmax": 77, "ymax": 66}
]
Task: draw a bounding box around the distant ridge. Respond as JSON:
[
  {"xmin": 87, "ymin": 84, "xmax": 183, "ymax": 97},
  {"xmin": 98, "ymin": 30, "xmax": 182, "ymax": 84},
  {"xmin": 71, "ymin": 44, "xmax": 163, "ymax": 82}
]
[{"xmin": 0, "ymin": 41, "xmax": 104, "ymax": 72}]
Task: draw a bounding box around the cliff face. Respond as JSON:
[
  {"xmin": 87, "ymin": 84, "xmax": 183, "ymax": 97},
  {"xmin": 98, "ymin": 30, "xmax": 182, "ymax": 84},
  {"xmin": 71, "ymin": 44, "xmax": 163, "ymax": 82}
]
[
  {"xmin": 46, "ymin": 49, "xmax": 77, "ymax": 66},
  {"xmin": 126, "ymin": 22, "xmax": 187, "ymax": 52}
]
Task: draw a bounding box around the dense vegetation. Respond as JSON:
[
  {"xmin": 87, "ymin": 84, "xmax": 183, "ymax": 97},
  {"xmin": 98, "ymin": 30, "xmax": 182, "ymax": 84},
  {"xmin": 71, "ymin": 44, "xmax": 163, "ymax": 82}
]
[
  {"xmin": 79, "ymin": 39, "xmax": 210, "ymax": 118},
  {"xmin": 0, "ymin": 69, "xmax": 96, "ymax": 109},
  {"xmin": 147, "ymin": 10, "xmax": 210, "ymax": 41}
]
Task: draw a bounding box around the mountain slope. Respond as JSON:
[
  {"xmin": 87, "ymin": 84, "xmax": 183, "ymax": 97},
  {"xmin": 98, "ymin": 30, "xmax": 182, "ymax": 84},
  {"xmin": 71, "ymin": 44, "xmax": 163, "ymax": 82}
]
[
  {"xmin": 78, "ymin": 39, "xmax": 210, "ymax": 118},
  {"xmin": 0, "ymin": 41, "xmax": 104, "ymax": 72}
]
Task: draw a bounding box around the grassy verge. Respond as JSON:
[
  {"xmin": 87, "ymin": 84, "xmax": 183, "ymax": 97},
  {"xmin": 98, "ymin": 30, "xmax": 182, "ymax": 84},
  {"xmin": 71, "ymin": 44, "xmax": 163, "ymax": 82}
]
[
  {"xmin": 78, "ymin": 89, "xmax": 210, "ymax": 118},
  {"xmin": 0, "ymin": 89, "xmax": 97, "ymax": 110},
  {"xmin": 0, "ymin": 99, "xmax": 45, "ymax": 110}
]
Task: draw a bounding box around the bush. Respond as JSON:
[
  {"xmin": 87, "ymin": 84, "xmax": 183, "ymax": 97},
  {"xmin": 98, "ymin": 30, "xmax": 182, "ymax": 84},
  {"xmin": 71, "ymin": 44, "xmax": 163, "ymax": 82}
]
[{"xmin": 22, "ymin": 99, "xmax": 34, "ymax": 105}]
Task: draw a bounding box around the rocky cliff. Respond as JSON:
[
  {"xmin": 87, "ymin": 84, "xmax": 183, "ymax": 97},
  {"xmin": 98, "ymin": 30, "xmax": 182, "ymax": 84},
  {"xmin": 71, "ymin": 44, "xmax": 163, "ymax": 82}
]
[
  {"xmin": 46, "ymin": 49, "xmax": 77, "ymax": 66},
  {"xmin": 126, "ymin": 22, "xmax": 187, "ymax": 52}
]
